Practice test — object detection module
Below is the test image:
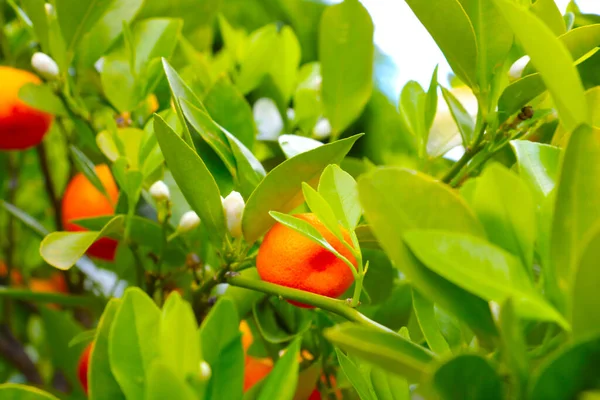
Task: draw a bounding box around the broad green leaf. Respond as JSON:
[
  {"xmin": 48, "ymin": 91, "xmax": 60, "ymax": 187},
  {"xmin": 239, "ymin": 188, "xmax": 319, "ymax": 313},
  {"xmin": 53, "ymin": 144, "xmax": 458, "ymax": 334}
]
[
  {"xmin": 459, "ymin": 0, "xmax": 513, "ymax": 91},
  {"xmin": 153, "ymin": 115, "xmax": 227, "ymax": 248},
  {"xmin": 40, "ymin": 216, "xmax": 124, "ymax": 270},
  {"xmin": 222, "ymin": 128, "xmax": 266, "ymax": 198},
  {"xmin": 270, "ymin": 26, "xmax": 301, "ymax": 102},
  {"xmin": 20, "ymin": 0, "xmax": 50, "ymax": 52},
  {"xmin": 320, "ymin": 0, "xmax": 374, "ymax": 136},
  {"xmin": 96, "ymin": 128, "xmax": 146, "ymax": 170},
  {"xmin": 278, "ymin": 135, "xmax": 323, "ymax": 159},
  {"xmin": 237, "ymin": 25, "xmax": 278, "ymax": 94},
  {"xmin": 529, "ymin": 335, "xmax": 600, "ymax": 400},
  {"xmin": 324, "ymin": 323, "xmax": 435, "ymax": 382},
  {"xmin": 498, "ymin": 299, "xmax": 529, "ymax": 398},
  {"xmin": 199, "ymin": 298, "xmax": 244, "ymax": 400},
  {"xmin": 160, "ymin": 292, "xmax": 200, "ymax": 377},
  {"xmin": 553, "ymin": 87, "xmax": 600, "ymax": 147},
  {"xmin": 336, "ymin": 349, "xmax": 376, "ymax": 400},
  {"xmin": 162, "ymin": 57, "xmax": 205, "ymax": 111},
  {"xmin": 203, "ymin": 77, "xmax": 256, "ymax": 149},
  {"xmin": 425, "ymin": 66, "xmax": 439, "ymax": 133},
  {"xmin": 77, "ymin": 0, "xmax": 144, "ymax": 67},
  {"xmin": 18, "ymin": 83, "xmax": 67, "ymax": 116},
  {"xmin": 89, "ymin": 299, "xmax": 125, "ymax": 400},
  {"xmin": 0, "ymin": 384, "xmax": 59, "ymax": 400},
  {"xmin": 405, "ymin": 0, "xmax": 477, "ymax": 88},
  {"xmin": 473, "ymin": 164, "xmax": 536, "ymax": 271},
  {"xmin": 218, "ymin": 14, "xmax": 247, "ymax": 63},
  {"xmin": 318, "ymin": 164, "xmax": 361, "ymax": 230},
  {"xmin": 497, "ymin": 73, "xmax": 545, "ymax": 124},
  {"xmin": 404, "ymin": 230, "xmax": 567, "ymax": 327},
  {"xmin": 530, "ymin": 0, "xmax": 566, "ymax": 36},
  {"xmin": 571, "ymin": 225, "xmax": 600, "ymax": 340},
  {"xmin": 242, "ymin": 134, "xmax": 362, "ymax": 243},
  {"xmin": 510, "ymin": 140, "xmax": 561, "ymax": 204},
  {"xmin": 257, "ymin": 339, "xmax": 300, "ymax": 400},
  {"xmin": 358, "ymin": 168, "xmax": 497, "ymax": 340},
  {"xmin": 302, "ymin": 183, "xmax": 344, "ymax": 240},
  {"xmin": 412, "ymin": 289, "xmax": 450, "ymax": 355},
  {"xmin": 494, "ymin": 0, "xmax": 588, "ymax": 132},
  {"xmin": 109, "ymin": 288, "xmax": 162, "ymax": 400},
  {"xmin": 145, "ymin": 363, "xmax": 197, "ymax": 400},
  {"xmin": 440, "ymin": 86, "xmax": 475, "ymax": 145},
  {"xmin": 399, "ymin": 81, "xmax": 427, "ymax": 152},
  {"xmin": 294, "ymin": 88, "xmax": 322, "ymax": 134},
  {"xmin": 432, "ymin": 354, "xmax": 503, "ymax": 400},
  {"xmin": 551, "ymin": 124, "xmax": 600, "ymax": 309},
  {"xmin": 370, "ymin": 366, "xmax": 410, "ymax": 400},
  {"xmin": 55, "ymin": 0, "xmax": 113, "ymax": 56}
]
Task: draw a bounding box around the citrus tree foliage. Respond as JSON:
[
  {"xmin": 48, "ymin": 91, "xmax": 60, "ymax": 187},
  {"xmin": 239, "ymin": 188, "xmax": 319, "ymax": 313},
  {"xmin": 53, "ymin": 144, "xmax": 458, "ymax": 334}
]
[{"xmin": 0, "ymin": 0, "xmax": 600, "ymax": 399}]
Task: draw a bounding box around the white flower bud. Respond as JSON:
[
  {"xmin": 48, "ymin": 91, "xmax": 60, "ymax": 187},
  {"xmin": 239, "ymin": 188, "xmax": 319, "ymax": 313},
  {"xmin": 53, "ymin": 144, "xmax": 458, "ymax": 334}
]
[
  {"xmin": 199, "ymin": 360, "xmax": 211, "ymax": 381},
  {"xmin": 313, "ymin": 117, "xmax": 332, "ymax": 139},
  {"xmin": 221, "ymin": 191, "xmax": 245, "ymax": 238},
  {"xmin": 44, "ymin": 3, "xmax": 53, "ymax": 16},
  {"xmin": 149, "ymin": 180, "xmax": 170, "ymax": 202},
  {"xmin": 254, "ymin": 98, "xmax": 283, "ymax": 141},
  {"xmin": 286, "ymin": 108, "xmax": 296, "ymax": 122},
  {"xmin": 489, "ymin": 301, "xmax": 501, "ymax": 322},
  {"xmin": 94, "ymin": 58, "xmax": 105, "ymax": 73},
  {"xmin": 178, "ymin": 211, "xmax": 200, "ymax": 233},
  {"xmin": 31, "ymin": 52, "xmax": 59, "ymax": 79}
]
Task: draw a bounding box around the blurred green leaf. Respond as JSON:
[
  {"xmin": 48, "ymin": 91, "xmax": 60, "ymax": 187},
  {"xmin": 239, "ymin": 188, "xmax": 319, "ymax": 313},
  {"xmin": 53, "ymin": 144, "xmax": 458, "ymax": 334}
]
[
  {"xmin": 530, "ymin": 0, "xmax": 566, "ymax": 36},
  {"xmin": 510, "ymin": 141, "xmax": 561, "ymax": 204},
  {"xmin": 18, "ymin": 83, "xmax": 67, "ymax": 116},
  {"xmin": 424, "ymin": 66, "xmax": 439, "ymax": 133},
  {"xmin": 89, "ymin": 299, "xmax": 125, "ymax": 400},
  {"xmin": 405, "ymin": 0, "xmax": 477, "ymax": 88},
  {"xmin": 146, "ymin": 362, "xmax": 198, "ymax": 400},
  {"xmin": 70, "ymin": 146, "xmax": 110, "ymax": 199},
  {"xmin": 55, "ymin": 0, "xmax": 113, "ymax": 57},
  {"xmin": 237, "ymin": 24, "xmax": 278, "ymax": 94},
  {"xmin": 432, "ymin": 354, "xmax": 503, "ymax": 400},
  {"xmin": 302, "ymin": 183, "xmax": 344, "ymax": 239},
  {"xmin": 498, "ymin": 299, "xmax": 529, "ymax": 398},
  {"xmin": 399, "ymin": 81, "xmax": 427, "ymax": 153},
  {"xmin": 153, "ymin": 115, "xmax": 226, "ymax": 248},
  {"xmin": 320, "ymin": 0, "xmax": 374, "ymax": 136},
  {"xmin": 336, "ymin": 349, "xmax": 376, "ymax": 400},
  {"xmin": 253, "ymin": 297, "xmax": 312, "ymax": 344},
  {"xmin": 1, "ymin": 201, "xmax": 48, "ymax": 238},
  {"xmin": 324, "ymin": 323, "xmax": 435, "ymax": 382},
  {"xmin": 370, "ymin": 366, "xmax": 410, "ymax": 400},
  {"xmin": 242, "ymin": 134, "xmax": 362, "ymax": 243},
  {"xmin": 257, "ymin": 339, "xmax": 300, "ymax": 400},
  {"xmin": 20, "ymin": 0, "xmax": 50, "ymax": 52},
  {"xmin": 440, "ymin": 86, "xmax": 475, "ymax": 145},
  {"xmin": 412, "ymin": 289, "xmax": 450, "ymax": 355},
  {"xmin": 553, "ymin": 87, "xmax": 600, "ymax": 147},
  {"xmin": 0, "ymin": 384, "xmax": 59, "ymax": 399},
  {"xmin": 318, "ymin": 164, "xmax": 361, "ymax": 231},
  {"xmin": 110, "ymin": 288, "xmax": 162, "ymax": 400},
  {"xmin": 0, "ymin": 288, "xmax": 100, "ymax": 308},
  {"xmin": 497, "ymin": 74, "xmax": 545, "ymax": 125},
  {"xmin": 404, "ymin": 230, "xmax": 567, "ymax": 327},
  {"xmin": 270, "ymin": 26, "xmax": 301, "ymax": 103}
]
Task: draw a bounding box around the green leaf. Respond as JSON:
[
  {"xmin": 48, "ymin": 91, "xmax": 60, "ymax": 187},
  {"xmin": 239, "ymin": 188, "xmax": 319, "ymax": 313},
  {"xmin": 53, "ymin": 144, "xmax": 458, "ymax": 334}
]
[
  {"xmin": 257, "ymin": 339, "xmax": 300, "ymax": 400},
  {"xmin": 318, "ymin": 164, "xmax": 361, "ymax": 230},
  {"xmin": 153, "ymin": 115, "xmax": 226, "ymax": 248},
  {"xmin": 278, "ymin": 135, "xmax": 323, "ymax": 159},
  {"xmin": 425, "ymin": 65, "xmax": 439, "ymax": 133},
  {"xmin": 242, "ymin": 134, "xmax": 362, "ymax": 243},
  {"xmin": 0, "ymin": 384, "xmax": 60, "ymax": 400},
  {"xmin": 270, "ymin": 26, "xmax": 301, "ymax": 103},
  {"xmin": 571, "ymin": 225, "xmax": 600, "ymax": 340},
  {"xmin": 252, "ymin": 298, "xmax": 312, "ymax": 344},
  {"xmin": 551, "ymin": 124, "xmax": 600, "ymax": 309},
  {"xmin": 199, "ymin": 298, "xmax": 244, "ymax": 400},
  {"xmin": 89, "ymin": 299, "xmax": 125, "ymax": 400},
  {"xmin": 399, "ymin": 81, "xmax": 427, "ymax": 151},
  {"xmin": 358, "ymin": 168, "xmax": 497, "ymax": 341},
  {"xmin": 412, "ymin": 289, "xmax": 450, "ymax": 355},
  {"xmin": 160, "ymin": 292, "xmax": 200, "ymax": 377},
  {"xmin": 440, "ymin": 86, "xmax": 475, "ymax": 145},
  {"xmin": 40, "ymin": 216, "xmax": 124, "ymax": 270},
  {"xmin": 336, "ymin": 349, "xmax": 376, "ymax": 400},
  {"xmin": 498, "ymin": 299, "xmax": 529, "ymax": 398},
  {"xmin": 302, "ymin": 183, "xmax": 344, "ymax": 239},
  {"xmin": 236, "ymin": 25, "xmax": 278, "ymax": 94},
  {"xmin": 320, "ymin": 0, "xmax": 374, "ymax": 136},
  {"xmin": 494, "ymin": 0, "xmax": 589, "ymax": 132},
  {"xmin": 510, "ymin": 140, "xmax": 561, "ymax": 204},
  {"xmin": 69, "ymin": 146, "xmax": 110, "ymax": 199},
  {"xmin": 529, "ymin": 334, "xmax": 600, "ymax": 400},
  {"xmin": 18, "ymin": 82, "xmax": 66, "ymax": 116},
  {"xmin": 405, "ymin": 0, "xmax": 477, "ymax": 88},
  {"xmin": 473, "ymin": 164, "xmax": 536, "ymax": 271},
  {"xmin": 145, "ymin": 363, "xmax": 197, "ymax": 400},
  {"xmin": 1, "ymin": 201, "xmax": 48, "ymax": 238},
  {"xmin": 324, "ymin": 323, "xmax": 435, "ymax": 383},
  {"xmin": 203, "ymin": 77, "xmax": 256, "ymax": 149},
  {"xmin": 432, "ymin": 354, "xmax": 503, "ymax": 400},
  {"xmin": 55, "ymin": 0, "xmax": 113, "ymax": 56},
  {"xmin": 404, "ymin": 230, "xmax": 567, "ymax": 327},
  {"xmin": 369, "ymin": 366, "xmax": 410, "ymax": 400},
  {"xmin": 96, "ymin": 128, "xmax": 146, "ymax": 170},
  {"xmin": 109, "ymin": 288, "xmax": 161, "ymax": 400},
  {"xmin": 20, "ymin": 0, "xmax": 50, "ymax": 53},
  {"xmin": 459, "ymin": 0, "xmax": 513, "ymax": 90},
  {"xmin": 497, "ymin": 74, "xmax": 545, "ymax": 124},
  {"xmin": 553, "ymin": 87, "xmax": 600, "ymax": 147},
  {"xmin": 530, "ymin": 0, "xmax": 566, "ymax": 36},
  {"xmin": 0, "ymin": 288, "xmax": 99, "ymax": 308}
]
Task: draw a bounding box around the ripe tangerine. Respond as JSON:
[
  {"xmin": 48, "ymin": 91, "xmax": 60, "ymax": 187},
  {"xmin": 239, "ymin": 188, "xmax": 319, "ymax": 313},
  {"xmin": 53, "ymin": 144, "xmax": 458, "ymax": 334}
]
[
  {"xmin": 0, "ymin": 66, "xmax": 53, "ymax": 150},
  {"xmin": 78, "ymin": 343, "xmax": 92, "ymax": 394},
  {"xmin": 61, "ymin": 164, "xmax": 119, "ymax": 261},
  {"xmin": 257, "ymin": 213, "xmax": 356, "ymax": 307}
]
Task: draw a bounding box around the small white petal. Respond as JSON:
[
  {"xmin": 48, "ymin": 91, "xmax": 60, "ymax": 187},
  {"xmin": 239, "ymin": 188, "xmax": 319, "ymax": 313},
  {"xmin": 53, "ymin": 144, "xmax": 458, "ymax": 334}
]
[
  {"xmin": 199, "ymin": 361, "xmax": 212, "ymax": 380},
  {"xmin": 286, "ymin": 108, "xmax": 296, "ymax": 122},
  {"xmin": 489, "ymin": 301, "xmax": 501, "ymax": 322},
  {"xmin": 313, "ymin": 117, "xmax": 332, "ymax": 139},
  {"xmin": 222, "ymin": 191, "xmax": 245, "ymax": 238},
  {"xmin": 31, "ymin": 52, "xmax": 59, "ymax": 78},
  {"xmin": 149, "ymin": 181, "xmax": 170, "ymax": 202},
  {"xmin": 178, "ymin": 211, "xmax": 200, "ymax": 232},
  {"xmin": 44, "ymin": 3, "xmax": 53, "ymax": 16},
  {"xmin": 254, "ymin": 98, "xmax": 283, "ymax": 141},
  {"xmin": 94, "ymin": 58, "xmax": 105, "ymax": 73}
]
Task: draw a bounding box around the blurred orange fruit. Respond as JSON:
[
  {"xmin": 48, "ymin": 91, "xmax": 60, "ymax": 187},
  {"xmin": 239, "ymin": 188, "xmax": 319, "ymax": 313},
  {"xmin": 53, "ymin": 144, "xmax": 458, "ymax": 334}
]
[
  {"xmin": 78, "ymin": 343, "xmax": 92, "ymax": 394},
  {"xmin": 0, "ymin": 66, "xmax": 53, "ymax": 150},
  {"xmin": 61, "ymin": 164, "xmax": 119, "ymax": 261},
  {"xmin": 30, "ymin": 272, "xmax": 68, "ymax": 294},
  {"xmin": 0, "ymin": 262, "xmax": 23, "ymax": 286}
]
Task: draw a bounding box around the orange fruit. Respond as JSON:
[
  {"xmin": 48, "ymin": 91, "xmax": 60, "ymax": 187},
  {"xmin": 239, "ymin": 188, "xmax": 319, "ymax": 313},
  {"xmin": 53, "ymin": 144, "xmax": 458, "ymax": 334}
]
[
  {"xmin": 308, "ymin": 389, "xmax": 321, "ymax": 400},
  {"xmin": 244, "ymin": 356, "xmax": 273, "ymax": 392},
  {"xmin": 61, "ymin": 164, "xmax": 119, "ymax": 261},
  {"xmin": 257, "ymin": 213, "xmax": 356, "ymax": 307},
  {"xmin": 240, "ymin": 320, "xmax": 254, "ymax": 352},
  {"xmin": 0, "ymin": 262, "xmax": 23, "ymax": 286},
  {"xmin": 30, "ymin": 272, "xmax": 68, "ymax": 294},
  {"xmin": 77, "ymin": 343, "xmax": 92, "ymax": 394},
  {"xmin": 0, "ymin": 66, "xmax": 53, "ymax": 150}
]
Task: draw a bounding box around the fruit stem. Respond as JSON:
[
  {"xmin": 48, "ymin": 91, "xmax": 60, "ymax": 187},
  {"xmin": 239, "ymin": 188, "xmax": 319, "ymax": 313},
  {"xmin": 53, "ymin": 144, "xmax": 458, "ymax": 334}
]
[{"xmin": 226, "ymin": 275, "xmax": 392, "ymax": 334}]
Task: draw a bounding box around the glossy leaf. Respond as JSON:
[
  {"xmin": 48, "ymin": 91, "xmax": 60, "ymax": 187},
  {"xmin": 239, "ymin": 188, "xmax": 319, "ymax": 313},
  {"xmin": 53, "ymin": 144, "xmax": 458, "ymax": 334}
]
[
  {"xmin": 20, "ymin": 0, "xmax": 50, "ymax": 53},
  {"xmin": 237, "ymin": 25, "xmax": 278, "ymax": 94},
  {"xmin": 412, "ymin": 289, "xmax": 450, "ymax": 355},
  {"xmin": 0, "ymin": 384, "xmax": 59, "ymax": 400},
  {"xmin": 324, "ymin": 323, "xmax": 435, "ymax": 382},
  {"xmin": 18, "ymin": 83, "xmax": 67, "ymax": 116},
  {"xmin": 252, "ymin": 298, "xmax": 312, "ymax": 344},
  {"xmin": 530, "ymin": 0, "xmax": 566, "ymax": 36},
  {"xmin": 55, "ymin": 0, "xmax": 112, "ymax": 55},
  {"xmin": 510, "ymin": 140, "xmax": 561, "ymax": 204},
  {"xmin": 89, "ymin": 299, "xmax": 125, "ymax": 400},
  {"xmin": 369, "ymin": 366, "xmax": 410, "ymax": 400},
  {"xmin": 153, "ymin": 115, "xmax": 226, "ymax": 248},
  {"xmin": 358, "ymin": 168, "xmax": 497, "ymax": 340},
  {"xmin": 242, "ymin": 134, "xmax": 362, "ymax": 243},
  {"xmin": 432, "ymin": 354, "xmax": 503, "ymax": 400},
  {"xmin": 318, "ymin": 164, "xmax": 361, "ymax": 230},
  {"xmin": 495, "ymin": 0, "xmax": 588, "ymax": 132},
  {"xmin": 109, "ymin": 288, "xmax": 162, "ymax": 400},
  {"xmin": 497, "ymin": 73, "xmax": 545, "ymax": 124},
  {"xmin": 145, "ymin": 363, "xmax": 197, "ymax": 400},
  {"xmin": 257, "ymin": 339, "xmax": 300, "ymax": 400},
  {"xmin": 405, "ymin": 0, "xmax": 477, "ymax": 88},
  {"xmin": 336, "ymin": 349, "xmax": 376, "ymax": 400},
  {"xmin": 302, "ymin": 183, "xmax": 344, "ymax": 239},
  {"xmin": 440, "ymin": 86, "xmax": 475, "ymax": 145},
  {"xmin": 320, "ymin": 0, "xmax": 374, "ymax": 135},
  {"xmin": 404, "ymin": 230, "xmax": 567, "ymax": 327},
  {"xmin": 270, "ymin": 26, "xmax": 301, "ymax": 102},
  {"xmin": 553, "ymin": 87, "xmax": 600, "ymax": 147},
  {"xmin": 399, "ymin": 81, "xmax": 426, "ymax": 149},
  {"xmin": 424, "ymin": 66, "xmax": 439, "ymax": 133}
]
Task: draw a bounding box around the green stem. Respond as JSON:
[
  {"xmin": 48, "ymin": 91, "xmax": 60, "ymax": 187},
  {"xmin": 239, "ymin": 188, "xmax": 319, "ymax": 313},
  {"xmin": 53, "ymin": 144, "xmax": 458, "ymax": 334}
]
[
  {"xmin": 226, "ymin": 275, "xmax": 392, "ymax": 333},
  {"xmin": 441, "ymin": 122, "xmax": 488, "ymax": 186}
]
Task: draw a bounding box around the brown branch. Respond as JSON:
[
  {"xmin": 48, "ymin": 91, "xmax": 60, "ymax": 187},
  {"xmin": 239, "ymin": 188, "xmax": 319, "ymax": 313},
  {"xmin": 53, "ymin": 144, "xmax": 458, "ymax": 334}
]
[
  {"xmin": 0, "ymin": 325, "xmax": 43, "ymax": 384},
  {"xmin": 36, "ymin": 143, "xmax": 62, "ymax": 230}
]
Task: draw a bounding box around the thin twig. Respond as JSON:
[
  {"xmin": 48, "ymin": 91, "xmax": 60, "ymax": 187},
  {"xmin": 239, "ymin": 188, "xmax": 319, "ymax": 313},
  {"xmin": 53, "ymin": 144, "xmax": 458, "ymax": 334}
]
[
  {"xmin": 0, "ymin": 325, "xmax": 43, "ymax": 384},
  {"xmin": 36, "ymin": 144, "xmax": 62, "ymax": 230}
]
